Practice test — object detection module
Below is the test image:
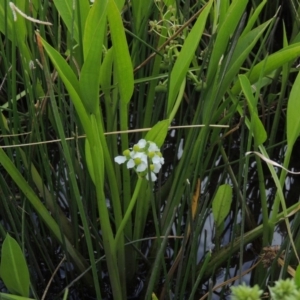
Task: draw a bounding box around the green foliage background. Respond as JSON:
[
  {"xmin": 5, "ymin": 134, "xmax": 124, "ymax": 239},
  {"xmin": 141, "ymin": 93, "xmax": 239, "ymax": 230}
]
[{"xmin": 1, "ymin": 0, "xmax": 300, "ymax": 299}]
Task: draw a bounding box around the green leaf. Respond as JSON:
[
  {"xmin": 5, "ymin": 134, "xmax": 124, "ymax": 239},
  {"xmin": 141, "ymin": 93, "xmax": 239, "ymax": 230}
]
[
  {"xmin": 167, "ymin": 0, "xmax": 212, "ymax": 114},
  {"xmin": 0, "ymin": 234, "xmax": 30, "ymax": 297},
  {"xmin": 113, "ymin": 0, "xmax": 125, "ymax": 10},
  {"xmin": 52, "ymin": 0, "xmax": 82, "ymax": 42},
  {"xmin": 145, "ymin": 120, "xmax": 169, "ymax": 148},
  {"xmin": 100, "ymin": 47, "xmax": 114, "ymax": 95},
  {"xmin": 231, "ymin": 43, "xmax": 300, "ymax": 95},
  {"xmin": 212, "ymin": 184, "xmax": 232, "ymax": 228},
  {"xmin": 107, "ymin": 0, "xmax": 134, "ymax": 104},
  {"xmin": 0, "ymin": 294, "xmax": 34, "ymax": 300},
  {"xmin": 38, "ymin": 34, "xmax": 91, "ymax": 130},
  {"xmin": 295, "ymin": 265, "xmax": 300, "ymax": 289},
  {"xmin": 206, "ymin": 0, "xmax": 248, "ymax": 85},
  {"xmin": 80, "ymin": 0, "xmax": 107, "ymax": 113},
  {"xmin": 239, "ymin": 74, "xmax": 267, "ymax": 145},
  {"xmin": 219, "ymin": 20, "xmax": 271, "ymax": 98},
  {"xmin": 85, "ymin": 139, "xmax": 95, "ymax": 184},
  {"xmin": 287, "ymin": 70, "xmax": 300, "ymax": 148},
  {"xmin": 241, "ymin": 0, "xmax": 267, "ymax": 36}
]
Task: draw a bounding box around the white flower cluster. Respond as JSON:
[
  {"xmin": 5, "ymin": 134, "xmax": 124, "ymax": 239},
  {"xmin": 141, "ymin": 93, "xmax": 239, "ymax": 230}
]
[{"xmin": 114, "ymin": 139, "xmax": 164, "ymax": 181}]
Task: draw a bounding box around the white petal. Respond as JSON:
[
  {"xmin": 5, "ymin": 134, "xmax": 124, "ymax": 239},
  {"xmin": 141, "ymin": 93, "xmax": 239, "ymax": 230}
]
[
  {"xmin": 137, "ymin": 139, "xmax": 147, "ymax": 148},
  {"xmin": 134, "ymin": 152, "xmax": 148, "ymax": 163},
  {"xmin": 148, "ymin": 142, "xmax": 159, "ymax": 152},
  {"xmin": 136, "ymin": 162, "xmax": 147, "ymax": 172},
  {"xmin": 146, "ymin": 172, "xmax": 157, "ymax": 181},
  {"xmin": 152, "ymin": 155, "xmax": 164, "ymax": 165},
  {"xmin": 153, "ymin": 163, "xmax": 161, "ymax": 173},
  {"xmin": 114, "ymin": 156, "xmax": 126, "ymax": 164},
  {"xmin": 152, "ymin": 155, "xmax": 160, "ymax": 163},
  {"xmin": 127, "ymin": 159, "xmax": 135, "ymax": 168}
]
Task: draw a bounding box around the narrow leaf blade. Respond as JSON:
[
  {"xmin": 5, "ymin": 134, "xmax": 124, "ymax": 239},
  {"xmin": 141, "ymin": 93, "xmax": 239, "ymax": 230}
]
[
  {"xmin": 239, "ymin": 74, "xmax": 267, "ymax": 145},
  {"xmin": 287, "ymin": 70, "xmax": 300, "ymax": 148},
  {"xmin": 167, "ymin": 0, "xmax": 212, "ymax": 114},
  {"xmin": 80, "ymin": 0, "xmax": 107, "ymax": 113},
  {"xmin": 107, "ymin": 0, "xmax": 134, "ymax": 104}
]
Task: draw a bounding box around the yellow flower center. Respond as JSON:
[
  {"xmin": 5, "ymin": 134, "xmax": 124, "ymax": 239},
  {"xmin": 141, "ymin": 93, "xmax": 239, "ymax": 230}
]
[
  {"xmin": 134, "ymin": 158, "xmax": 141, "ymax": 165},
  {"xmin": 123, "ymin": 149, "xmax": 130, "ymax": 157},
  {"xmin": 148, "ymin": 151, "xmax": 155, "ymax": 158}
]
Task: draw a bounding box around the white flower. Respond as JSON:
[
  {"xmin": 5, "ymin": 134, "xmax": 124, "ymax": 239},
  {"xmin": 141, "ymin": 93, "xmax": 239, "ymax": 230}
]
[
  {"xmin": 146, "ymin": 171, "xmax": 157, "ymax": 181},
  {"xmin": 137, "ymin": 139, "xmax": 147, "ymax": 148},
  {"xmin": 114, "ymin": 156, "xmax": 127, "ymax": 164},
  {"xmin": 152, "ymin": 154, "xmax": 164, "ymax": 167},
  {"xmin": 132, "ymin": 152, "xmax": 148, "ymax": 172},
  {"xmin": 114, "ymin": 140, "xmax": 164, "ymax": 182},
  {"xmin": 148, "ymin": 142, "xmax": 159, "ymax": 152},
  {"xmin": 152, "ymin": 161, "xmax": 161, "ymax": 173},
  {"xmin": 126, "ymin": 158, "xmax": 135, "ymax": 169}
]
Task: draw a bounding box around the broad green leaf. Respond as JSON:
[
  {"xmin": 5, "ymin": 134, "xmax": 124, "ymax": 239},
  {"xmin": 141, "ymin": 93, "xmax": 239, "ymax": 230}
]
[
  {"xmin": 107, "ymin": 0, "xmax": 134, "ymax": 104},
  {"xmin": 0, "ymin": 234, "xmax": 30, "ymax": 297},
  {"xmin": 231, "ymin": 43, "xmax": 300, "ymax": 95},
  {"xmin": 295, "ymin": 265, "xmax": 300, "ymax": 289},
  {"xmin": 0, "ymin": 294, "xmax": 34, "ymax": 300},
  {"xmin": 163, "ymin": 0, "xmax": 175, "ymax": 6},
  {"xmin": 100, "ymin": 47, "xmax": 114, "ymax": 95},
  {"xmin": 100, "ymin": 48, "xmax": 115, "ymax": 120},
  {"xmin": 239, "ymin": 74, "xmax": 267, "ymax": 145},
  {"xmin": 212, "ymin": 184, "xmax": 232, "ymax": 228},
  {"xmin": 287, "ymin": 70, "xmax": 300, "ymax": 148},
  {"xmin": 206, "ymin": 0, "xmax": 248, "ymax": 85},
  {"xmin": 0, "ymin": 0, "xmax": 13, "ymax": 40},
  {"xmin": 218, "ymin": 1, "xmax": 229, "ymax": 26},
  {"xmin": 145, "ymin": 120, "xmax": 169, "ymax": 148},
  {"xmin": 221, "ymin": 20, "xmax": 271, "ymax": 97},
  {"xmin": 0, "ymin": 1, "xmax": 32, "ymax": 72},
  {"xmin": 167, "ymin": 0, "xmax": 212, "ymax": 114},
  {"xmin": 241, "ymin": 0, "xmax": 267, "ymax": 36},
  {"xmin": 11, "ymin": 0, "xmax": 27, "ymax": 41},
  {"xmin": 52, "ymin": 0, "xmax": 81, "ymax": 42},
  {"xmin": 38, "ymin": 34, "xmax": 91, "ymax": 131},
  {"xmin": 114, "ymin": 0, "xmax": 125, "ymax": 11},
  {"xmin": 80, "ymin": 0, "xmax": 107, "ymax": 113}
]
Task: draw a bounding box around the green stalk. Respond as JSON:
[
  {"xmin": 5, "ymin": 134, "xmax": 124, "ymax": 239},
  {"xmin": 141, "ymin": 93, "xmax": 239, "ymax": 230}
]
[
  {"xmin": 120, "ymin": 101, "xmax": 132, "ymax": 238},
  {"xmin": 90, "ymin": 115, "xmax": 123, "ymax": 299},
  {"xmin": 94, "ymin": 107, "xmax": 127, "ymax": 294},
  {"xmin": 114, "ymin": 177, "xmax": 143, "ymax": 248},
  {"xmin": 254, "ymin": 154, "xmax": 269, "ymax": 246},
  {"xmin": 188, "ymin": 251, "xmax": 211, "ymax": 300}
]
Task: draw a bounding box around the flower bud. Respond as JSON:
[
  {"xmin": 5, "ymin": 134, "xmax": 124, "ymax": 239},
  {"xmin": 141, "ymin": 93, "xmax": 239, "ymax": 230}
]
[
  {"xmin": 123, "ymin": 149, "xmax": 130, "ymax": 157},
  {"xmin": 134, "ymin": 158, "xmax": 142, "ymax": 165},
  {"xmin": 133, "ymin": 145, "xmax": 140, "ymax": 152},
  {"xmin": 148, "ymin": 151, "xmax": 155, "ymax": 158}
]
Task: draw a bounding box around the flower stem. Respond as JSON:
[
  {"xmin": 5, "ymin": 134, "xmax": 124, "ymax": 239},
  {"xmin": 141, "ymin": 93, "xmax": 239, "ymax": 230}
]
[{"xmin": 114, "ymin": 177, "xmax": 143, "ymax": 249}]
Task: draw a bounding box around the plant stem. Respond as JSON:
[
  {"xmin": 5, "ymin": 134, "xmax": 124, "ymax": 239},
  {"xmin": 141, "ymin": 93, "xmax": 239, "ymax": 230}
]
[{"xmin": 114, "ymin": 177, "xmax": 143, "ymax": 249}]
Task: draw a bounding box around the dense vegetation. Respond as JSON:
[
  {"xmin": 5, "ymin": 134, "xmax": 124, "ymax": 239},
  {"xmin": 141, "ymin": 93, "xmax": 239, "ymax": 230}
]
[{"xmin": 1, "ymin": 0, "xmax": 300, "ymax": 299}]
